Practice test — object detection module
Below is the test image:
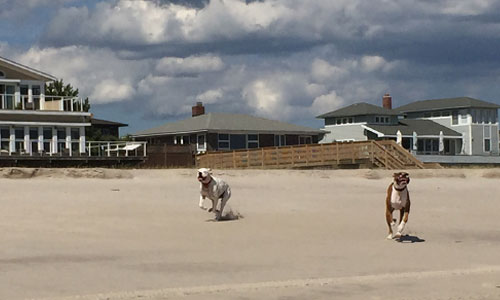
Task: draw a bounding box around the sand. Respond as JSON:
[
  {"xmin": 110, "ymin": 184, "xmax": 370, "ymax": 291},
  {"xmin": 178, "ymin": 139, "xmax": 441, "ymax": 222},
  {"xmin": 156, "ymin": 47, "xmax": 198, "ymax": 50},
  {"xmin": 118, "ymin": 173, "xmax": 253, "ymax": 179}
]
[{"xmin": 1, "ymin": 168, "xmax": 500, "ymax": 300}]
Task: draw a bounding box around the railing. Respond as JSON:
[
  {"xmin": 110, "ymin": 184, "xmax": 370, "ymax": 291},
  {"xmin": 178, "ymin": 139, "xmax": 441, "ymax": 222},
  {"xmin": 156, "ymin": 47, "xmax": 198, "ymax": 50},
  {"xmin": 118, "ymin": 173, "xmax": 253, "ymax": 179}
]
[
  {"xmin": 87, "ymin": 141, "xmax": 147, "ymax": 157},
  {"xmin": 0, "ymin": 95, "xmax": 86, "ymax": 112},
  {"xmin": 197, "ymin": 140, "xmax": 425, "ymax": 170}
]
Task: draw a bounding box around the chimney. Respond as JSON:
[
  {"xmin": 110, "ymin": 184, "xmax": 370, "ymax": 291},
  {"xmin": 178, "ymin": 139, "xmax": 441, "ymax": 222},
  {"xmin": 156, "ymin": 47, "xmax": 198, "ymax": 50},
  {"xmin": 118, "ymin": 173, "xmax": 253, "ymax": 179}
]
[
  {"xmin": 382, "ymin": 93, "xmax": 392, "ymax": 109},
  {"xmin": 192, "ymin": 102, "xmax": 205, "ymax": 117}
]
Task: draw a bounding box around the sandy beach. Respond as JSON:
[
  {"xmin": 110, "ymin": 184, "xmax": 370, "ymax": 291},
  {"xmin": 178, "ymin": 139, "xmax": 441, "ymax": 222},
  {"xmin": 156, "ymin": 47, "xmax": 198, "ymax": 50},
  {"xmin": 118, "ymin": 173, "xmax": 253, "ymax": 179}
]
[{"xmin": 1, "ymin": 167, "xmax": 500, "ymax": 300}]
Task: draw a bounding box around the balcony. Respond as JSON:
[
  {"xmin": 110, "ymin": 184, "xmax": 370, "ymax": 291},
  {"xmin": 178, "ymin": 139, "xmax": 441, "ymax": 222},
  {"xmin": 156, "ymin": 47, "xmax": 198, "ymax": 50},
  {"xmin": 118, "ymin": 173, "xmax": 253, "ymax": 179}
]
[{"xmin": 0, "ymin": 95, "xmax": 86, "ymax": 112}]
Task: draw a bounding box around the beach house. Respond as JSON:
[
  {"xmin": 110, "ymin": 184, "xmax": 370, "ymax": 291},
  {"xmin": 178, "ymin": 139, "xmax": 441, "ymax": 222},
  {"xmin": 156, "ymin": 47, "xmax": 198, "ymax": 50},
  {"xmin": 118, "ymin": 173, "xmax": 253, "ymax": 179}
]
[
  {"xmin": 318, "ymin": 94, "xmax": 499, "ymax": 157},
  {"xmin": 132, "ymin": 102, "xmax": 325, "ymax": 153},
  {"xmin": 0, "ymin": 56, "xmax": 90, "ymax": 156}
]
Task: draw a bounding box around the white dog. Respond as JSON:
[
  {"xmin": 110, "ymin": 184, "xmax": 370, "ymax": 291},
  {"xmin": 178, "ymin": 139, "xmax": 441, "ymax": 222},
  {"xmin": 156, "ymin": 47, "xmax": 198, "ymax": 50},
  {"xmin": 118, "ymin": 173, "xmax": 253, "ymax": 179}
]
[{"xmin": 197, "ymin": 168, "xmax": 231, "ymax": 221}]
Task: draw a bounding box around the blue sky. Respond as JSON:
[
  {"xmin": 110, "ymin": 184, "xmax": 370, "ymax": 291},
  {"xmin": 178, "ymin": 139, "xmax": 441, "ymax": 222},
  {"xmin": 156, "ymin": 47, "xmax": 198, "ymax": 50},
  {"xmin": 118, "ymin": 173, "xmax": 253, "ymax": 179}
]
[{"xmin": 1, "ymin": 0, "xmax": 500, "ymax": 135}]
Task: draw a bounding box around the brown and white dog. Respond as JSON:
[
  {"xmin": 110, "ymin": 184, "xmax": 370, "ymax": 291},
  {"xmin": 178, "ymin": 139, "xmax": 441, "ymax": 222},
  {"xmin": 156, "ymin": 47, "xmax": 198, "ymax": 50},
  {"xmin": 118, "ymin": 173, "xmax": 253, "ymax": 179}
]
[
  {"xmin": 385, "ymin": 172, "xmax": 411, "ymax": 239},
  {"xmin": 197, "ymin": 168, "xmax": 231, "ymax": 221}
]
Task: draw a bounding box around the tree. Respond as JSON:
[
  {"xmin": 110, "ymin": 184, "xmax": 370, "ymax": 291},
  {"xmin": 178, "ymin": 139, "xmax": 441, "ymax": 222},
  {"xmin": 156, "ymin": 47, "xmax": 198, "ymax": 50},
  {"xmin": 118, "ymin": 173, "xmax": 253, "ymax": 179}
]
[{"xmin": 45, "ymin": 79, "xmax": 90, "ymax": 112}]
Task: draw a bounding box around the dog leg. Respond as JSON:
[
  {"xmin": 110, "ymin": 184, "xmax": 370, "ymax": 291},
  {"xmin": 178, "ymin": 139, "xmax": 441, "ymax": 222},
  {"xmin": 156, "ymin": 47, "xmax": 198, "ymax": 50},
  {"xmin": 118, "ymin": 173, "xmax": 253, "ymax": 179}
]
[
  {"xmin": 199, "ymin": 196, "xmax": 207, "ymax": 210},
  {"xmin": 386, "ymin": 209, "xmax": 394, "ymax": 239},
  {"xmin": 216, "ymin": 189, "xmax": 231, "ymax": 221},
  {"xmin": 395, "ymin": 211, "xmax": 409, "ymax": 238}
]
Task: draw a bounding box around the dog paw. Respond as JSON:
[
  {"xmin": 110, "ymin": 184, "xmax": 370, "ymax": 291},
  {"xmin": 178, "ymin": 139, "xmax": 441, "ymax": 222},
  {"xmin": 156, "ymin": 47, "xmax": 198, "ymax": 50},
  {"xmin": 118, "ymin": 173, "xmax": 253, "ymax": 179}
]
[
  {"xmin": 390, "ymin": 221, "xmax": 396, "ymax": 226},
  {"xmin": 208, "ymin": 208, "xmax": 213, "ymax": 212},
  {"xmin": 394, "ymin": 232, "xmax": 402, "ymax": 239},
  {"xmin": 199, "ymin": 206, "xmax": 207, "ymax": 210},
  {"xmin": 386, "ymin": 234, "xmax": 393, "ymax": 240}
]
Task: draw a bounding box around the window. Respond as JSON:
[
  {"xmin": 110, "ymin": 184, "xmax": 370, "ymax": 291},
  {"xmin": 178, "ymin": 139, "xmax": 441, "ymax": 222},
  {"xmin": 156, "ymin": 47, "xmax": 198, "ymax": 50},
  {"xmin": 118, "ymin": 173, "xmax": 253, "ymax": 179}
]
[
  {"xmin": 197, "ymin": 134, "xmax": 206, "ymax": 151},
  {"xmin": 247, "ymin": 134, "xmax": 259, "ymax": 148},
  {"xmin": 385, "ymin": 117, "xmax": 389, "ymax": 123},
  {"xmin": 459, "ymin": 110, "xmax": 468, "ymax": 124},
  {"xmin": 0, "ymin": 127, "xmax": 9, "ymax": 153},
  {"xmin": 342, "ymin": 118, "xmax": 347, "ymax": 124},
  {"xmin": 299, "ymin": 136, "xmax": 312, "ymax": 145},
  {"xmin": 442, "ymin": 111, "xmax": 450, "ymax": 117},
  {"xmin": 0, "ymin": 71, "xmax": 4, "ymax": 78},
  {"xmin": 274, "ymin": 135, "xmax": 286, "ymax": 146},
  {"xmin": 218, "ymin": 133, "xmax": 230, "ymax": 150},
  {"xmin": 484, "ymin": 126, "xmax": 491, "ymax": 152},
  {"xmin": 424, "ymin": 112, "xmax": 431, "ymax": 118},
  {"xmin": 336, "ymin": 118, "xmax": 341, "ymax": 125},
  {"xmin": 348, "ymin": 117, "xmax": 353, "ymax": 124},
  {"xmin": 452, "ymin": 111, "xmax": 458, "ymax": 125},
  {"xmin": 375, "ymin": 117, "xmax": 379, "ymax": 123}
]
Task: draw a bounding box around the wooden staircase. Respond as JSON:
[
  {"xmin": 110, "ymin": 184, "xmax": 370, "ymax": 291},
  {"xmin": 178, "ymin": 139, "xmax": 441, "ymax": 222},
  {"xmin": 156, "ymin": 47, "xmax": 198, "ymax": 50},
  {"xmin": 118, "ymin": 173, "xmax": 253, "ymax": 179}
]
[{"xmin": 196, "ymin": 140, "xmax": 426, "ymax": 170}]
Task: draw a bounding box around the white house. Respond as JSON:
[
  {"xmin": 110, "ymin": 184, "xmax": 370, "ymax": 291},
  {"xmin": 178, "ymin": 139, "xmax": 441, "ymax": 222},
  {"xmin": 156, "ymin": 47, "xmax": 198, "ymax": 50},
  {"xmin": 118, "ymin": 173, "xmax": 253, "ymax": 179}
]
[{"xmin": 0, "ymin": 56, "xmax": 91, "ymax": 156}]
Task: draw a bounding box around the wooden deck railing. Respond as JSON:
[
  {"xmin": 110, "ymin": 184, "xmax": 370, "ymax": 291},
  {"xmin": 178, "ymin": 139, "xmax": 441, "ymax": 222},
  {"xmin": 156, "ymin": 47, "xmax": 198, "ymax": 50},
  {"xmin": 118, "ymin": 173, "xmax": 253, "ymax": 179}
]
[{"xmin": 196, "ymin": 140, "xmax": 425, "ymax": 170}]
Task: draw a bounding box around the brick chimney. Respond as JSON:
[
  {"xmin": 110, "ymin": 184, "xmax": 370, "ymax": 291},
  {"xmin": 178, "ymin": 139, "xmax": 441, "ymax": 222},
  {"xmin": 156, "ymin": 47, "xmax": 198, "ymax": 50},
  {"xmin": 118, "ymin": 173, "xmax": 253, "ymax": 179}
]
[
  {"xmin": 382, "ymin": 93, "xmax": 392, "ymax": 109},
  {"xmin": 192, "ymin": 102, "xmax": 205, "ymax": 117}
]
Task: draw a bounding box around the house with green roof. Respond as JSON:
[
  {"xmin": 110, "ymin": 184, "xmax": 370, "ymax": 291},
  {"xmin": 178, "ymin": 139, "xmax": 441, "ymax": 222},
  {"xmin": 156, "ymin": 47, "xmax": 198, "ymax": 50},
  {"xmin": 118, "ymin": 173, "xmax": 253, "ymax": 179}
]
[
  {"xmin": 317, "ymin": 94, "xmax": 500, "ymax": 157},
  {"xmin": 132, "ymin": 102, "xmax": 325, "ymax": 153}
]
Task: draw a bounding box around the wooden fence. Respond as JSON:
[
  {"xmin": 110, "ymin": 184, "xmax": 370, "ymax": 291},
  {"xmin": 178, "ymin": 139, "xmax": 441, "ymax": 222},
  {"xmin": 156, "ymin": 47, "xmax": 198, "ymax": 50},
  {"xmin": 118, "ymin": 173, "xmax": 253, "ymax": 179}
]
[{"xmin": 196, "ymin": 140, "xmax": 426, "ymax": 170}]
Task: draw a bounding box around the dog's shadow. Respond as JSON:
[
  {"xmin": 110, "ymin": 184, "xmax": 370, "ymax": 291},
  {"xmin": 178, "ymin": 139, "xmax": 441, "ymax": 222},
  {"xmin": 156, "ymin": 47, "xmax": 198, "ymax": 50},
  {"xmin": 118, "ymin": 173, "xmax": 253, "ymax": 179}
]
[
  {"xmin": 395, "ymin": 234, "xmax": 426, "ymax": 243},
  {"xmin": 205, "ymin": 210, "xmax": 244, "ymax": 222}
]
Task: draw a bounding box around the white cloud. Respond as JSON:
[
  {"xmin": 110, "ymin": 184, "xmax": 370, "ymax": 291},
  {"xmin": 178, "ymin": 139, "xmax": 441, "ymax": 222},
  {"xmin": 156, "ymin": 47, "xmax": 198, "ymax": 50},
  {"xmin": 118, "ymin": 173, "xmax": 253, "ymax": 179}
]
[
  {"xmin": 311, "ymin": 59, "xmax": 348, "ymax": 82},
  {"xmin": 90, "ymin": 79, "xmax": 135, "ymax": 103},
  {"xmin": 156, "ymin": 55, "xmax": 224, "ymax": 76},
  {"xmin": 310, "ymin": 91, "xmax": 344, "ymax": 115},
  {"xmin": 13, "ymin": 46, "xmax": 148, "ymax": 104},
  {"xmin": 196, "ymin": 88, "xmax": 224, "ymax": 103}
]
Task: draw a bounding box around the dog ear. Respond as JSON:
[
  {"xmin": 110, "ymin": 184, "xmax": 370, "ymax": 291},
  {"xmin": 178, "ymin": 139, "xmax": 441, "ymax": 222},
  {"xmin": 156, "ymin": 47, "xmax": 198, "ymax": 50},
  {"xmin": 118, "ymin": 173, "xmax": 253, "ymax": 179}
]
[
  {"xmin": 208, "ymin": 168, "xmax": 212, "ymax": 173},
  {"xmin": 393, "ymin": 172, "xmax": 399, "ymax": 178}
]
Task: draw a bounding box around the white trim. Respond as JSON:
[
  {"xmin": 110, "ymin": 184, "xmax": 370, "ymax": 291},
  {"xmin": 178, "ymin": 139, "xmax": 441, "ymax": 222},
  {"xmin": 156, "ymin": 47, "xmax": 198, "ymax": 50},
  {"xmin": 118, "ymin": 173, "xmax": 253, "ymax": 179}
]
[
  {"xmin": 384, "ymin": 134, "xmax": 461, "ymax": 139},
  {"xmin": 0, "ymin": 110, "xmax": 91, "ymax": 116},
  {"xmin": 361, "ymin": 125, "xmax": 384, "ymax": 137},
  {"xmin": 0, "ymin": 79, "xmax": 21, "ymax": 83},
  {"xmin": 197, "ymin": 133, "xmax": 206, "ymax": 152},
  {"xmin": 0, "ymin": 121, "xmax": 90, "ymax": 126},
  {"xmin": 324, "ymin": 122, "xmax": 366, "ymax": 127}
]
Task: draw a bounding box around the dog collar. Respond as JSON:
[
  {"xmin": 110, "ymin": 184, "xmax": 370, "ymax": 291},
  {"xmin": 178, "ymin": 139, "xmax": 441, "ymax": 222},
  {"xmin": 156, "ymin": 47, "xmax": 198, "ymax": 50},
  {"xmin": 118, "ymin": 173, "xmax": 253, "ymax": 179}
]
[{"xmin": 394, "ymin": 185, "xmax": 406, "ymax": 192}]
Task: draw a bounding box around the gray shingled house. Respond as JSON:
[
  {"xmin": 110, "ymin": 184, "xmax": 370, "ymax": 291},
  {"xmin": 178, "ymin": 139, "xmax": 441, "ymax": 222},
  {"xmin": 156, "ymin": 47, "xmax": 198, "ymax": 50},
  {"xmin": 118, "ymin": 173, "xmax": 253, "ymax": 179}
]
[
  {"xmin": 318, "ymin": 94, "xmax": 463, "ymax": 155},
  {"xmin": 132, "ymin": 102, "xmax": 324, "ymax": 153},
  {"xmin": 318, "ymin": 94, "xmax": 500, "ymax": 156},
  {"xmin": 395, "ymin": 97, "xmax": 500, "ymax": 156}
]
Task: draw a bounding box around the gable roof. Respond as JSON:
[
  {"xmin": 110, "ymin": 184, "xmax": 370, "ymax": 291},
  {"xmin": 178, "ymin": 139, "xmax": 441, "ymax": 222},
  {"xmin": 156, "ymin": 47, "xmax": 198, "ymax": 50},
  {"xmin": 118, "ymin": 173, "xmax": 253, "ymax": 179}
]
[
  {"xmin": 132, "ymin": 113, "xmax": 323, "ymax": 137},
  {"xmin": 316, "ymin": 102, "xmax": 399, "ymax": 118},
  {"xmin": 364, "ymin": 119, "xmax": 461, "ymax": 137},
  {"xmin": 395, "ymin": 97, "xmax": 500, "ymax": 113},
  {"xmin": 0, "ymin": 56, "xmax": 56, "ymax": 82}
]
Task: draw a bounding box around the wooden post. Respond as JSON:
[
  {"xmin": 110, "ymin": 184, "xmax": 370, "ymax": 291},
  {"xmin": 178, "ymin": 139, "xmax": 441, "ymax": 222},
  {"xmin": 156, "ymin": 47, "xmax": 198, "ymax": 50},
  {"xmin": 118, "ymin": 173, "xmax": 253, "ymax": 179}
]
[
  {"xmin": 247, "ymin": 149, "xmax": 250, "ymax": 168},
  {"xmin": 321, "ymin": 144, "xmax": 324, "ymax": 163},
  {"xmin": 384, "ymin": 148, "xmax": 388, "ymax": 169},
  {"xmin": 291, "ymin": 147, "xmax": 295, "ymax": 166},
  {"xmin": 336, "ymin": 143, "xmax": 339, "ymax": 165},
  {"xmin": 305, "ymin": 144, "xmax": 309, "ymax": 166},
  {"xmin": 261, "ymin": 148, "xmax": 265, "ymax": 168},
  {"xmin": 232, "ymin": 151, "xmax": 236, "ymax": 169},
  {"xmin": 352, "ymin": 142, "xmax": 355, "ymax": 164}
]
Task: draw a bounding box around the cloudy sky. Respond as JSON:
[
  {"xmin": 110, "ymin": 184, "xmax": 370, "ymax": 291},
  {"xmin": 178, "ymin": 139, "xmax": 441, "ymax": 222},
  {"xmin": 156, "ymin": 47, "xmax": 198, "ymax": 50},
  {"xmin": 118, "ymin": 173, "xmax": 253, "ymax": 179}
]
[{"xmin": 1, "ymin": 0, "xmax": 500, "ymax": 134}]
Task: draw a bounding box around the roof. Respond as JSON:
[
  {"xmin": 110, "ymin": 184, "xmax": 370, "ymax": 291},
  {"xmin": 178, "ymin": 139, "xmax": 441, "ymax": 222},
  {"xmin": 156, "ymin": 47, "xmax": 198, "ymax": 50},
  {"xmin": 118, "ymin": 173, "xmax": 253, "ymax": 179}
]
[
  {"xmin": 91, "ymin": 118, "xmax": 128, "ymax": 127},
  {"xmin": 132, "ymin": 113, "xmax": 323, "ymax": 137},
  {"xmin": 395, "ymin": 97, "xmax": 500, "ymax": 113},
  {"xmin": 316, "ymin": 102, "xmax": 399, "ymax": 118},
  {"xmin": 0, "ymin": 56, "xmax": 57, "ymax": 82},
  {"xmin": 364, "ymin": 119, "xmax": 462, "ymax": 137}
]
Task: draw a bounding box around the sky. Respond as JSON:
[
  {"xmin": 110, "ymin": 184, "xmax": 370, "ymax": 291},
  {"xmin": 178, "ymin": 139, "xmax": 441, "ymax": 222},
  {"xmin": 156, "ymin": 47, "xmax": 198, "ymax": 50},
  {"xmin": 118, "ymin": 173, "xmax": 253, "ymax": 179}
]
[{"xmin": 1, "ymin": 0, "xmax": 500, "ymax": 135}]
